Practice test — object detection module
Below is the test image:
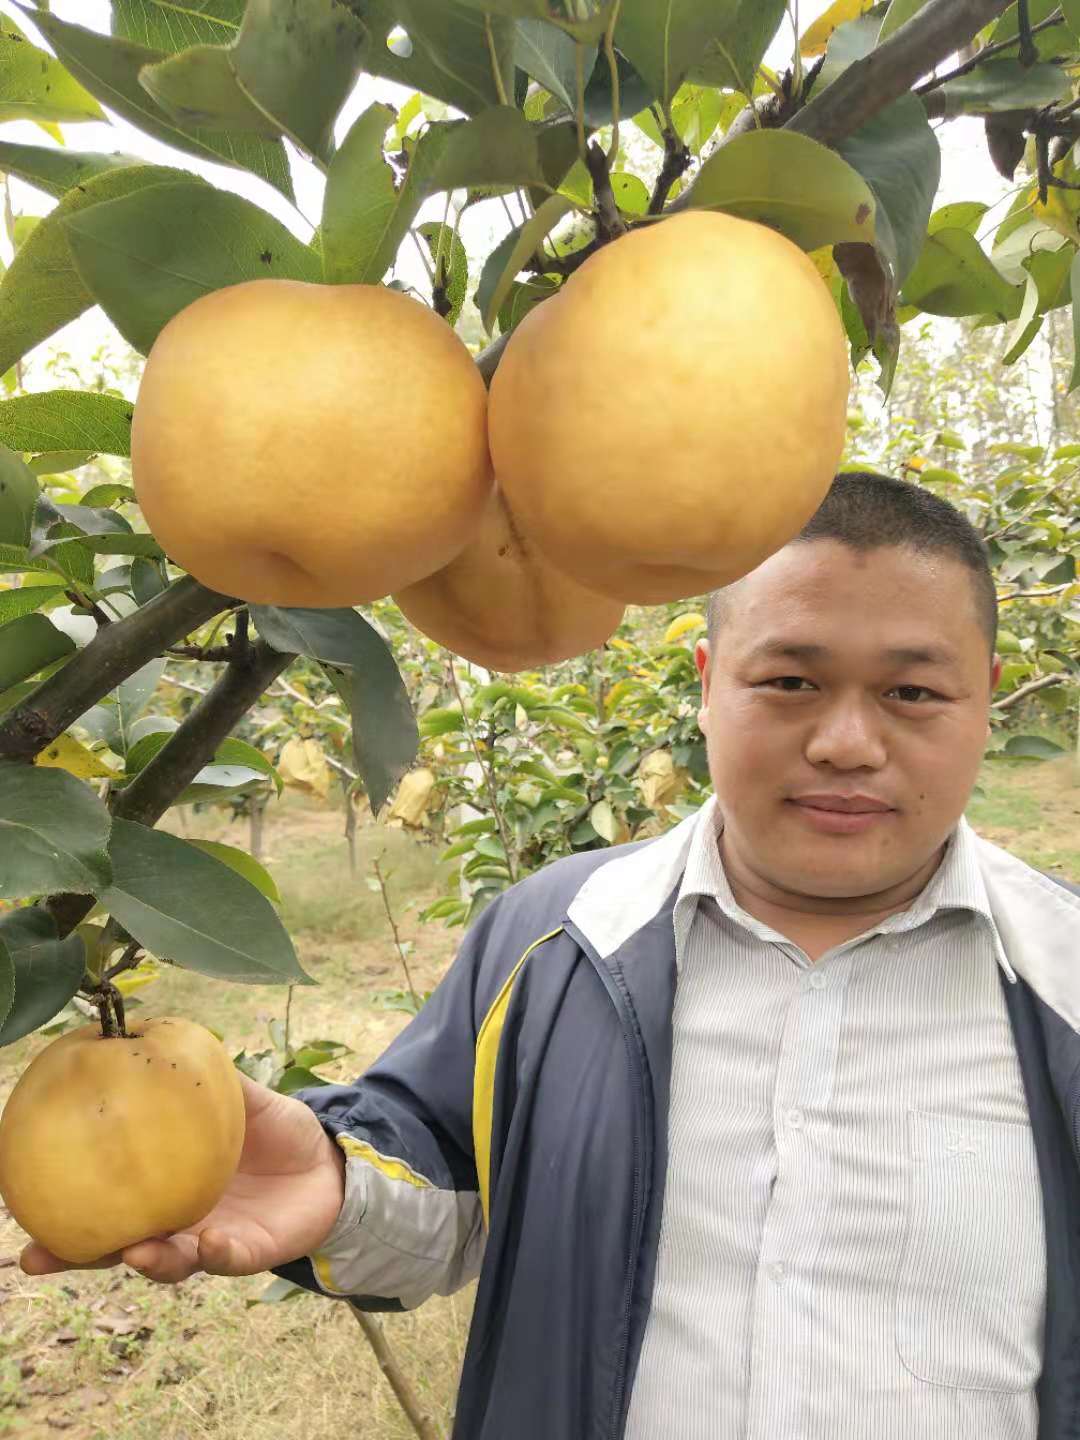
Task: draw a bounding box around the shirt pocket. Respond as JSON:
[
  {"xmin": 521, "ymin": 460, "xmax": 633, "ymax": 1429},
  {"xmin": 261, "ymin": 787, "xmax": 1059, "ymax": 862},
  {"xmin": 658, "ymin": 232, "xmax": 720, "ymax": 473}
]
[{"xmin": 895, "ymin": 1109, "xmax": 1046, "ymax": 1392}]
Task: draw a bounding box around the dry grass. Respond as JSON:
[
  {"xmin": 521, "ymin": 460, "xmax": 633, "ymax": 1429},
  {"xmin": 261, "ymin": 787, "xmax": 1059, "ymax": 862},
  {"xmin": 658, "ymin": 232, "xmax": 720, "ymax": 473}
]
[{"xmin": 1, "ymin": 760, "xmax": 1077, "ymax": 1438}]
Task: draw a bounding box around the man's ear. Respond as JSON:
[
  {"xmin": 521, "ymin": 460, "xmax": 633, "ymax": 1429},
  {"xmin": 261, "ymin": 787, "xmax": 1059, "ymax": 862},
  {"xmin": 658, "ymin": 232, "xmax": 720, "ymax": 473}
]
[
  {"xmin": 695, "ymin": 638, "xmax": 711, "ymax": 730},
  {"xmin": 990, "ymin": 652, "xmax": 1003, "ymax": 694}
]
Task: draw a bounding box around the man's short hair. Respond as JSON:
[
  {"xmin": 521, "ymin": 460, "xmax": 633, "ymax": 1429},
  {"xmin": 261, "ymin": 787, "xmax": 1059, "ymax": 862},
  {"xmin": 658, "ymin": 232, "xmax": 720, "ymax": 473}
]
[{"xmin": 705, "ymin": 469, "xmax": 998, "ymax": 656}]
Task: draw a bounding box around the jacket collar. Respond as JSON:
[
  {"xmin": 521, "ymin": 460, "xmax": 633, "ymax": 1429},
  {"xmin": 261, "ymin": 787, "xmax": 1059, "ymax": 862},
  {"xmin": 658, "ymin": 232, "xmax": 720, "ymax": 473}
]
[{"xmin": 566, "ymin": 799, "xmax": 1080, "ymax": 1030}]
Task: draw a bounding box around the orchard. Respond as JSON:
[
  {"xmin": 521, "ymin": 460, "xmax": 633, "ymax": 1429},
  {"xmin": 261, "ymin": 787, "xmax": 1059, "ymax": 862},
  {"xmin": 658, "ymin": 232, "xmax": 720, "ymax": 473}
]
[{"xmin": 0, "ymin": 0, "xmax": 1078, "ymax": 1435}]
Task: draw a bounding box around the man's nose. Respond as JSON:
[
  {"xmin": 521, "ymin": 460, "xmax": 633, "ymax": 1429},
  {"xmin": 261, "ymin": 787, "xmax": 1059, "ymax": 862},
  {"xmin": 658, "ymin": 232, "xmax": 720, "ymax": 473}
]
[{"xmin": 804, "ymin": 695, "xmax": 887, "ymax": 770}]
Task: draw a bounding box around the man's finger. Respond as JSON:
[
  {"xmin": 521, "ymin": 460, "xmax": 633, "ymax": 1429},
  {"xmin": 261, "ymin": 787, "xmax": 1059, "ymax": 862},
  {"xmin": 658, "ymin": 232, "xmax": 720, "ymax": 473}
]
[
  {"xmin": 19, "ymin": 1242, "xmax": 123, "ymax": 1275},
  {"xmin": 121, "ymin": 1234, "xmax": 202, "ymax": 1285}
]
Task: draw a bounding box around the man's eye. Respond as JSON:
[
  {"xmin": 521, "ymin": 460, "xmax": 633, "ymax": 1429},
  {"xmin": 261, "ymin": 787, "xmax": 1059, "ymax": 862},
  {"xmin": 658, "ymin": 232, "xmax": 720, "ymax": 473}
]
[
  {"xmin": 762, "ymin": 676, "xmax": 813, "ymax": 692},
  {"xmin": 892, "ymin": 685, "xmax": 937, "ymax": 703}
]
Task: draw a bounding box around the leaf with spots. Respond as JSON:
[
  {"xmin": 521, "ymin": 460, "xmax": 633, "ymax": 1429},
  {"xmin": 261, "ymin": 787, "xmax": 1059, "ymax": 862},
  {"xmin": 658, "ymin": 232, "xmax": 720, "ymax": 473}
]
[
  {"xmin": 0, "ymin": 162, "xmax": 198, "ymax": 379},
  {"xmin": 63, "ymin": 180, "xmax": 321, "ymax": 355}
]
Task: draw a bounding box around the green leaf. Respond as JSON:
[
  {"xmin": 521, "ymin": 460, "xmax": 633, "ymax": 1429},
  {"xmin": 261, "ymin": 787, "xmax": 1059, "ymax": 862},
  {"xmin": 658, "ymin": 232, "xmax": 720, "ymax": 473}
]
[
  {"xmin": 0, "ymin": 933, "xmax": 12, "ymax": 1032},
  {"xmin": 1069, "ymin": 250, "xmax": 1080, "ymax": 392},
  {"xmin": 366, "ymin": 0, "xmax": 516, "ymax": 116},
  {"xmin": 611, "ymin": 171, "xmax": 650, "ymax": 216},
  {"xmin": 618, "ymin": 0, "xmax": 783, "ymax": 102},
  {"xmin": 0, "ymin": 584, "xmax": 64, "ymax": 623},
  {"xmin": 0, "ymin": 761, "xmax": 112, "ymax": 899},
  {"xmin": 187, "ymin": 840, "xmax": 283, "ymax": 903},
  {"xmin": 140, "ymin": 0, "xmax": 367, "ymax": 165},
  {"xmin": 900, "ymin": 227, "xmax": 1023, "ymax": 321},
  {"xmin": 0, "ymin": 907, "xmax": 86, "ymax": 1048},
  {"xmin": 322, "ymin": 110, "xmax": 446, "ymax": 285},
  {"xmin": 0, "ymin": 140, "xmax": 143, "ymax": 200},
  {"xmin": 996, "ymin": 734, "xmax": 1069, "ymax": 760},
  {"xmin": 0, "ymin": 391, "xmax": 134, "ymax": 458},
  {"xmin": 177, "ymin": 762, "xmax": 270, "ymax": 805},
  {"xmin": 0, "ymin": 162, "xmax": 197, "ymax": 380},
  {"xmin": 321, "ymin": 102, "xmax": 401, "ymax": 285},
  {"xmin": 477, "ymin": 193, "xmax": 574, "ymax": 333},
  {"xmin": 687, "ymin": 129, "xmax": 877, "ymax": 251},
  {"xmin": 432, "ymin": 107, "xmax": 546, "ymax": 192},
  {"xmin": 111, "ymin": 0, "xmax": 244, "ymax": 49},
  {"xmin": 249, "ymin": 605, "xmax": 418, "ymax": 814},
  {"xmin": 686, "ymin": 0, "xmax": 787, "ymax": 92},
  {"xmin": 876, "ymin": 0, "xmax": 929, "ymax": 43},
  {"xmin": 515, "ymin": 18, "xmax": 586, "ymax": 111},
  {"xmin": 214, "ymin": 736, "xmax": 283, "ymax": 794},
  {"xmin": 0, "ymin": 612, "xmax": 75, "ymax": 692},
  {"xmin": 419, "ymin": 221, "xmax": 469, "ymax": 326},
  {"xmin": 29, "ymin": 451, "xmax": 99, "ymax": 477},
  {"xmin": 0, "ymin": 442, "xmax": 39, "ymax": 546},
  {"xmin": 929, "ymin": 201, "xmax": 987, "ymax": 236},
  {"xmin": 939, "ymin": 58, "xmax": 1070, "ymax": 120},
  {"xmin": 63, "ymin": 181, "xmax": 321, "ymax": 356},
  {"xmin": 100, "ymin": 818, "xmax": 313, "ymax": 985},
  {"xmin": 0, "ymin": 18, "xmax": 105, "ymax": 124},
  {"xmin": 990, "ymin": 0, "xmax": 1073, "ymax": 60},
  {"xmin": 15, "ymin": 5, "xmax": 293, "ymax": 201},
  {"xmin": 834, "ymin": 94, "xmax": 940, "ymax": 287},
  {"xmin": 1002, "ymin": 272, "xmax": 1043, "ymax": 365}
]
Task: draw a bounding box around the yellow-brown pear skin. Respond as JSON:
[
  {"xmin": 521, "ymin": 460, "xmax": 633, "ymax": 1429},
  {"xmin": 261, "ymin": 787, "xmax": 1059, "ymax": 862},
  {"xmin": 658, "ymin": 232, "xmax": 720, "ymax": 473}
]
[
  {"xmin": 131, "ymin": 279, "xmax": 493, "ymax": 608},
  {"xmin": 487, "ymin": 210, "xmax": 851, "ymax": 606},
  {"xmin": 394, "ymin": 488, "xmax": 625, "ymax": 670},
  {"xmin": 0, "ymin": 1017, "xmax": 245, "ymax": 1264}
]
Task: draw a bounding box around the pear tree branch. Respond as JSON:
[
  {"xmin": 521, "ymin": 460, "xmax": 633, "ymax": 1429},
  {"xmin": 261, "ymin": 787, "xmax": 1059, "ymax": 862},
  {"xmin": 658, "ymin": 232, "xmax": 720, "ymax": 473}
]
[
  {"xmin": 0, "ymin": 576, "xmax": 231, "ymax": 763},
  {"xmin": 45, "ymin": 637, "xmax": 293, "ymax": 940}
]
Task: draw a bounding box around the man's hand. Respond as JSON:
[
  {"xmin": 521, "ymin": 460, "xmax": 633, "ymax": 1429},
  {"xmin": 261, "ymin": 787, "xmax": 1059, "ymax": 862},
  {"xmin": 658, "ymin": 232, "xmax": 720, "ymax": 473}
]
[{"xmin": 18, "ymin": 1072, "xmax": 347, "ymax": 1285}]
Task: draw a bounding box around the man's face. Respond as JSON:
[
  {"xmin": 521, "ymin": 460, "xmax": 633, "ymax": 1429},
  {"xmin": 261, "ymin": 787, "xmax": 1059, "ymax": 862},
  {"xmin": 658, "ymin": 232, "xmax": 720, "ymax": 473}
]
[{"xmin": 695, "ymin": 539, "xmax": 1002, "ymax": 907}]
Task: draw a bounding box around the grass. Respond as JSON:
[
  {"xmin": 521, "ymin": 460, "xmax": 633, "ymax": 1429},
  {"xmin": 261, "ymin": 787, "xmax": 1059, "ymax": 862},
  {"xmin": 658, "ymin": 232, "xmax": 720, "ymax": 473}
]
[{"xmin": 1, "ymin": 760, "xmax": 1078, "ymax": 1439}]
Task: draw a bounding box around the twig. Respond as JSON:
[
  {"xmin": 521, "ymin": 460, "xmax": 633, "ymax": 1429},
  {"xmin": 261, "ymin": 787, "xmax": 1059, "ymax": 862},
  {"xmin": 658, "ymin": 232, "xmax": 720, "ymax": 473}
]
[
  {"xmin": 648, "ymin": 121, "xmax": 692, "ymax": 214},
  {"xmin": 372, "ymin": 855, "xmax": 421, "ymax": 1009},
  {"xmin": 998, "ymin": 583, "xmax": 1072, "ymax": 601},
  {"xmin": 916, "ymin": 8, "xmax": 1064, "ymax": 94},
  {"xmin": 586, "ymin": 141, "xmax": 626, "ymax": 242},
  {"xmin": 445, "ymin": 660, "xmax": 518, "ymax": 884},
  {"xmin": 1017, "ymin": 0, "xmax": 1040, "ymax": 66},
  {"xmin": 992, "ymin": 672, "xmax": 1065, "ymax": 709},
  {"xmin": 44, "ymin": 639, "xmax": 293, "ymax": 942},
  {"xmin": 349, "ymin": 1307, "xmax": 442, "ymax": 1440},
  {"xmin": 0, "ymin": 576, "xmax": 231, "ymax": 764},
  {"xmin": 783, "ymin": 0, "xmax": 1017, "ymax": 147},
  {"xmin": 602, "ymin": 0, "xmax": 623, "ymax": 162}
]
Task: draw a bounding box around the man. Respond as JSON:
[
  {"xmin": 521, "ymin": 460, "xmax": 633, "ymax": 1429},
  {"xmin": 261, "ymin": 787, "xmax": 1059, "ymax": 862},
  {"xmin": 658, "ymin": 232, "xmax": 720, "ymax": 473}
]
[{"xmin": 21, "ymin": 471, "xmax": 1080, "ymax": 1440}]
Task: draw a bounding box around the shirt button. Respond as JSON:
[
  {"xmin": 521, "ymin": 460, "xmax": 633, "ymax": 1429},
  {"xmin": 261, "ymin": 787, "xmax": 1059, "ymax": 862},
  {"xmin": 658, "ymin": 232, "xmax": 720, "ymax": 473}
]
[
  {"xmin": 770, "ymin": 1261, "xmax": 787, "ymax": 1284},
  {"xmin": 808, "ymin": 971, "xmax": 828, "ymax": 990},
  {"xmin": 786, "ymin": 1108, "xmax": 805, "ymax": 1129}
]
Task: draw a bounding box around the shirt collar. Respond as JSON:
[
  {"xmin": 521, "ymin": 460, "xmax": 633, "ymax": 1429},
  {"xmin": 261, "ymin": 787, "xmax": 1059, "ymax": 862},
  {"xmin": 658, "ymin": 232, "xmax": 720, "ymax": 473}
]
[{"xmin": 673, "ymin": 795, "xmax": 1015, "ymax": 981}]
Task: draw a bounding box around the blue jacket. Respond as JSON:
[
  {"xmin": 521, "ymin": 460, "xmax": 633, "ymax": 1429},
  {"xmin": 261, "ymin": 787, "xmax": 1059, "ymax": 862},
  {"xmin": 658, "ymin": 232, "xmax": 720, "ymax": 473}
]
[{"xmin": 273, "ymin": 814, "xmax": 1080, "ymax": 1440}]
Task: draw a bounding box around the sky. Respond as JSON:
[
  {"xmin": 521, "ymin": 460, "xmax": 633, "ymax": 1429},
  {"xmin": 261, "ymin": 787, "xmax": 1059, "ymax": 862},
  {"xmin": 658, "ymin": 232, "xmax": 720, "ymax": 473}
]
[{"xmin": 0, "ymin": 0, "xmax": 1019, "ymax": 396}]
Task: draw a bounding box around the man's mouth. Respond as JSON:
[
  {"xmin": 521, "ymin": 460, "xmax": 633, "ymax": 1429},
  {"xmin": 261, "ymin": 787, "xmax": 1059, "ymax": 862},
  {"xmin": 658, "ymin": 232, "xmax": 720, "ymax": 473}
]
[{"xmin": 785, "ymin": 795, "xmax": 895, "ymax": 835}]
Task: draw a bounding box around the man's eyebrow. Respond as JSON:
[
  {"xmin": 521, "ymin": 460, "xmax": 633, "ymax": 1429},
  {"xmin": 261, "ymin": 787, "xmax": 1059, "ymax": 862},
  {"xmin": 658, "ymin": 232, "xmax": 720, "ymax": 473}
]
[{"xmin": 745, "ymin": 639, "xmax": 960, "ymax": 668}]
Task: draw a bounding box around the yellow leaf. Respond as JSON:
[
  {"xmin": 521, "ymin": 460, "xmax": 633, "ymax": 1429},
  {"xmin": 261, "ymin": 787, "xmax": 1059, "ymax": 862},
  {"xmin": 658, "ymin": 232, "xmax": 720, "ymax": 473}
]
[
  {"xmin": 113, "ymin": 958, "xmax": 164, "ymax": 997},
  {"xmin": 664, "ymin": 612, "xmax": 707, "ymax": 645},
  {"xmin": 277, "ymin": 736, "xmax": 330, "ymax": 798},
  {"xmin": 800, "ymin": 0, "xmax": 875, "ymax": 56},
  {"xmin": 636, "ymin": 750, "xmax": 686, "ymax": 809},
  {"xmin": 34, "ymin": 734, "xmax": 115, "ymax": 779},
  {"xmin": 387, "ymin": 768, "xmax": 438, "ymax": 829}
]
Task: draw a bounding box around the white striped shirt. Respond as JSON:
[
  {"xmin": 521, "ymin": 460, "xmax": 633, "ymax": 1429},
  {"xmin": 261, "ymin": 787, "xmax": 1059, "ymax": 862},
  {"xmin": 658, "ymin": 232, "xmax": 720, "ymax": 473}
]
[{"xmin": 625, "ymin": 798, "xmax": 1046, "ymax": 1440}]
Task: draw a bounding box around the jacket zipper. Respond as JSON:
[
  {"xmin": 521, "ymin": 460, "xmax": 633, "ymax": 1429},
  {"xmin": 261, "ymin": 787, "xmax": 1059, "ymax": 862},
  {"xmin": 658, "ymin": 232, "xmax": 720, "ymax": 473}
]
[{"xmin": 568, "ymin": 925, "xmax": 653, "ymax": 1440}]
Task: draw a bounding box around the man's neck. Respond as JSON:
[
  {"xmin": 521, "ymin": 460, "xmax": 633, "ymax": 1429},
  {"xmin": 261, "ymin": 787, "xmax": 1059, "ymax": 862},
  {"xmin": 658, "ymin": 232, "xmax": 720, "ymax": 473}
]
[{"xmin": 717, "ymin": 834, "xmax": 946, "ymax": 963}]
